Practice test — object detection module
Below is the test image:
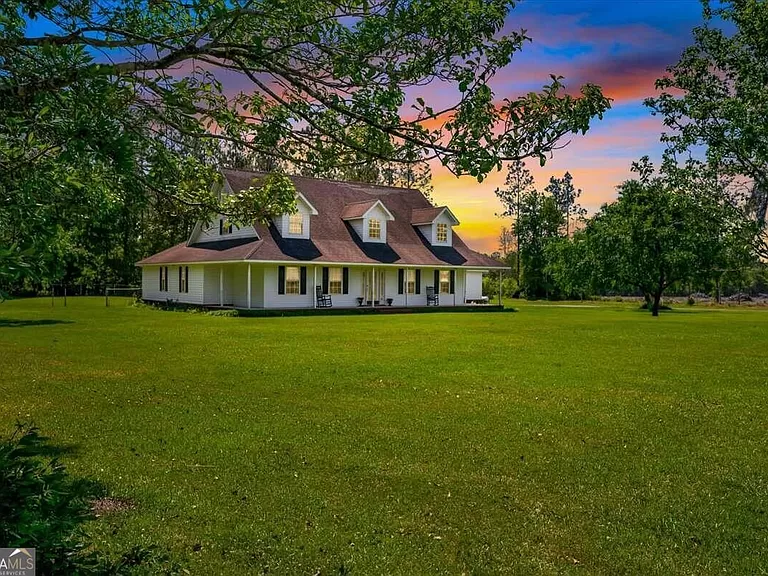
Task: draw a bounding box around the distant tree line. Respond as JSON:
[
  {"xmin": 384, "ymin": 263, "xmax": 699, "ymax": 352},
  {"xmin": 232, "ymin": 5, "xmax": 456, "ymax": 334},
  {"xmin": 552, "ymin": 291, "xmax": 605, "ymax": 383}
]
[{"xmin": 488, "ymin": 0, "xmax": 768, "ymax": 315}]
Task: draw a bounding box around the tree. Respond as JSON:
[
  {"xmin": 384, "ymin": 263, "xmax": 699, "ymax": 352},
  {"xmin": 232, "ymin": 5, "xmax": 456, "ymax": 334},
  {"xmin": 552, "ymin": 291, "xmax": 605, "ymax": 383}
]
[
  {"xmin": 646, "ymin": 0, "xmax": 768, "ymax": 258},
  {"xmin": 498, "ymin": 226, "xmax": 515, "ymax": 257},
  {"xmin": 515, "ymin": 189, "xmax": 564, "ymax": 298},
  {"xmin": 1, "ymin": 0, "xmax": 611, "ymax": 290},
  {"xmin": 575, "ymin": 158, "xmax": 755, "ymax": 316},
  {"xmin": 495, "ymin": 159, "xmax": 536, "ymax": 283},
  {"xmin": 544, "ymin": 171, "xmax": 586, "ymax": 236}
]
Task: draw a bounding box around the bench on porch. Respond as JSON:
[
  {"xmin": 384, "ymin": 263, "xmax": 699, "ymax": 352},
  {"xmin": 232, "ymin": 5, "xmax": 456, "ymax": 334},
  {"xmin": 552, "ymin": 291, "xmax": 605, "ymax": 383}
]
[{"xmin": 316, "ymin": 286, "xmax": 332, "ymax": 308}]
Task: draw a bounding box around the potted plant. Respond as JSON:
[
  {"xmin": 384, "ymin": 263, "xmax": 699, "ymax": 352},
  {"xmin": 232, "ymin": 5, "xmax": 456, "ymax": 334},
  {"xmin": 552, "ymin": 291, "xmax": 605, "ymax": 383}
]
[
  {"xmin": 386, "ymin": 298, "xmax": 393, "ymax": 306},
  {"xmin": 356, "ymin": 297, "xmax": 364, "ymax": 306}
]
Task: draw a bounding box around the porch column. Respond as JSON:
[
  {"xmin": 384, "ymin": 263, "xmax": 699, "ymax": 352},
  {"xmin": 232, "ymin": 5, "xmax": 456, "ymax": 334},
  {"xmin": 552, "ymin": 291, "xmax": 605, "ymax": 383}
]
[
  {"xmin": 498, "ymin": 270, "xmax": 502, "ymax": 306},
  {"xmin": 372, "ymin": 267, "xmax": 376, "ymax": 308},
  {"xmin": 247, "ymin": 263, "xmax": 252, "ymax": 309},
  {"xmin": 219, "ymin": 266, "xmax": 224, "ymax": 307},
  {"xmin": 313, "ymin": 266, "xmax": 317, "ymax": 309},
  {"xmin": 404, "ymin": 269, "xmax": 407, "ymax": 307}
]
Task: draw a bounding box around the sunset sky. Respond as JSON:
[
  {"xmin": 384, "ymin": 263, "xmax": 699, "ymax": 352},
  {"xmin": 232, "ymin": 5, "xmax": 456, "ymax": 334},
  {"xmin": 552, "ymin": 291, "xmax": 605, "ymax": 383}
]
[{"xmin": 436, "ymin": 0, "xmax": 706, "ymax": 253}]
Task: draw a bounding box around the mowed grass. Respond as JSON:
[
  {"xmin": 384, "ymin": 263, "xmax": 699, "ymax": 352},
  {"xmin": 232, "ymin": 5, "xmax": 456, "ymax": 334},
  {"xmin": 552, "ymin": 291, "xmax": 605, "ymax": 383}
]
[{"xmin": 1, "ymin": 298, "xmax": 768, "ymax": 575}]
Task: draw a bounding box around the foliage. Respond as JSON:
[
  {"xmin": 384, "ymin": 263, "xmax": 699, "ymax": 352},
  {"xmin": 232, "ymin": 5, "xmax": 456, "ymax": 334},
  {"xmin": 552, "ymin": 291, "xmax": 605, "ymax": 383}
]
[
  {"xmin": 1, "ymin": 0, "xmax": 611, "ymax": 292},
  {"xmin": 1, "ymin": 0, "xmax": 610, "ymax": 177},
  {"xmin": 646, "ymin": 0, "xmax": 768, "ymax": 258},
  {"xmin": 559, "ymin": 158, "xmax": 757, "ymax": 315},
  {"xmin": 544, "ymin": 171, "xmax": 586, "ymax": 236},
  {"xmin": 0, "ymin": 423, "xmax": 181, "ymax": 575},
  {"xmin": 514, "ymin": 190, "xmax": 564, "ymax": 297}
]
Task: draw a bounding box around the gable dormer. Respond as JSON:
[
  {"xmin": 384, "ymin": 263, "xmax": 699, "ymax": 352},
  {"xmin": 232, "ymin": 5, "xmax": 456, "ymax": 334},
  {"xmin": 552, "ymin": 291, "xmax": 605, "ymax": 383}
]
[
  {"xmin": 273, "ymin": 192, "xmax": 319, "ymax": 240},
  {"xmin": 341, "ymin": 199, "xmax": 395, "ymax": 243},
  {"xmin": 411, "ymin": 206, "xmax": 460, "ymax": 246},
  {"xmin": 187, "ymin": 177, "xmax": 261, "ymax": 245}
]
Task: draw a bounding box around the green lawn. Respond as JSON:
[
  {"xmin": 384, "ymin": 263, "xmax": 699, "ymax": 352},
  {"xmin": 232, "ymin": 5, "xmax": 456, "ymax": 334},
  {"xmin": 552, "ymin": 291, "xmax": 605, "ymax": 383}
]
[{"xmin": 1, "ymin": 298, "xmax": 768, "ymax": 575}]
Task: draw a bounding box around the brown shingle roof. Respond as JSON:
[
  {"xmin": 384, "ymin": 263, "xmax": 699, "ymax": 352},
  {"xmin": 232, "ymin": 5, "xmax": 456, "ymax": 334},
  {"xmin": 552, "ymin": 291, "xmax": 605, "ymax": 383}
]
[
  {"xmin": 137, "ymin": 169, "xmax": 506, "ymax": 268},
  {"xmin": 340, "ymin": 199, "xmax": 379, "ymax": 220},
  {"xmin": 411, "ymin": 206, "xmax": 445, "ymax": 225}
]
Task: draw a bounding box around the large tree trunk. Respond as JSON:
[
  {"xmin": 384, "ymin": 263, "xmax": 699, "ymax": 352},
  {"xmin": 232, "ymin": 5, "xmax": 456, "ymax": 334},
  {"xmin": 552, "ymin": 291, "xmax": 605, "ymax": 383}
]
[{"xmin": 651, "ymin": 292, "xmax": 662, "ymax": 316}]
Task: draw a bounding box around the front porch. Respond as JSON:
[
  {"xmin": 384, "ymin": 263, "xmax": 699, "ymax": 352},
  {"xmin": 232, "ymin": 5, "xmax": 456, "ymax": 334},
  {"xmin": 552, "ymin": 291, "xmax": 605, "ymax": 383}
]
[{"xmin": 195, "ymin": 262, "xmax": 498, "ymax": 310}]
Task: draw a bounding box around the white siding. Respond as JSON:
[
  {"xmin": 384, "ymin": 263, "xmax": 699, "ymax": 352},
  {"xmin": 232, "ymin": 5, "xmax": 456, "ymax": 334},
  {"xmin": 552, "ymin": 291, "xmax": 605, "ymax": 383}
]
[
  {"xmin": 465, "ymin": 271, "xmax": 484, "ymax": 300},
  {"xmin": 194, "ymin": 220, "xmax": 259, "ymax": 244},
  {"xmin": 141, "ymin": 265, "xmax": 204, "ymax": 304},
  {"xmin": 203, "ymin": 265, "xmax": 228, "ymax": 305},
  {"xmin": 263, "ymin": 265, "xmax": 313, "ymax": 308}
]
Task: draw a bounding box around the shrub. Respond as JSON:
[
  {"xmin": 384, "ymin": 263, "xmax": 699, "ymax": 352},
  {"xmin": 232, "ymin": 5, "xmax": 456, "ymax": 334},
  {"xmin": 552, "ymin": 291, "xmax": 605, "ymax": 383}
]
[{"xmin": 0, "ymin": 423, "xmax": 182, "ymax": 575}]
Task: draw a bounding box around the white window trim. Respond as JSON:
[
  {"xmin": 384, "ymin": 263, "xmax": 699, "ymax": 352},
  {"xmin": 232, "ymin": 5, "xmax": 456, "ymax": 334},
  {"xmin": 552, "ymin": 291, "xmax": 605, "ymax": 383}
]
[
  {"xmin": 285, "ymin": 266, "xmax": 301, "ymax": 294},
  {"xmin": 436, "ymin": 222, "xmax": 448, "ymax": 243},
  {"xmin": 406, "ymin": 269, "xmax": 416, "ymax": 294},
  {"xmin": 439, "ymin": 270, "xmax": 450, "ymax": 294},
  {"xmin": 328, "ymin": 267, "xmax": 343, "ymax": 294},
  {"xmin": 288, "ymin": 213, "xmax": 304, "ymax": 235},
  {"xmin": 368, "ymin": 218, "xmax": 381, "ymax": 240}
]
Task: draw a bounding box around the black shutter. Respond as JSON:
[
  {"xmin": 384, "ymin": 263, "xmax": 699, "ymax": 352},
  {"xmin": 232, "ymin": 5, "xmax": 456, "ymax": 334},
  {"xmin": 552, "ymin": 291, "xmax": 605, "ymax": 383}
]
[
  {"xmin": 185, "ymin": 266, "xmax": 189, "ymax": 293},
  {"xmin": 342, "ymin": 267, "xmax": 349, "ymax": 294},
  {"xmin": 415, "ymin": 269, "xmax": 421, "ymax": 294},
  {"xmin": 219, "ymin": 219, "xmax": 223, "ymax": 235},
  {"xmin": 278, "ymin": 266, "xmax": 285, "ymax": 294},
  {"xmin": 450, "ymin": 270, "xmax": 455, "ymax": 294},
  {"xmin": 159, "ymin": 267, "xmax": 163, "ymax": 290},
  {"xmin": 398, "ymin": 269, "xmax": 404, "ymax": 294},
  {"xmin": 178, "ymin": 266, "xmax": 182, "ymax": 292},
  {"xmin": 322, "ymin": 267, "xmax": 329, "ymax": 294},
  {"xmin": 434, "ymin": 269, "xmax": 440, "ymax": 291},
  {"xmin": 164, "ymin": 267, "xmax": 168, "ymax": 291},
  {"xmin": 300, "ymin": 266, "xmax": 307, "ymax": 295}
]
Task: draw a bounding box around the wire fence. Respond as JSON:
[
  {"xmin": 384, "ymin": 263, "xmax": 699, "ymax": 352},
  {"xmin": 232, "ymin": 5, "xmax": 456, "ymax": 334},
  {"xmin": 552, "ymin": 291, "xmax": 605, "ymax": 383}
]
[{"xmin": 105, "ymin": 287, "xmax": 142, "ymax": 307}]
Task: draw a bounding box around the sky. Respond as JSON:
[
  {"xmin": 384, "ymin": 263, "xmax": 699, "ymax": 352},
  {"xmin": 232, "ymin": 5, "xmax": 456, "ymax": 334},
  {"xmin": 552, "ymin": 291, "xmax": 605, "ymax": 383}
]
[
  {"xmin": 435, "ymin": 0, "xmax": 706, "ymax": 253},
  {"xmin": 22, "ymin": 0, "xmax": 707, "ymax": 253}
]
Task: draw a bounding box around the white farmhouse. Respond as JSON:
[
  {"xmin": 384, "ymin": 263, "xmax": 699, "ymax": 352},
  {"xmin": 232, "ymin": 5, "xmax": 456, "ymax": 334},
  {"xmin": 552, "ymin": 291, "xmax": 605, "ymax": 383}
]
[{"xmin": 137, "ymin": 169, "xmax": 505, "ymax": 309}]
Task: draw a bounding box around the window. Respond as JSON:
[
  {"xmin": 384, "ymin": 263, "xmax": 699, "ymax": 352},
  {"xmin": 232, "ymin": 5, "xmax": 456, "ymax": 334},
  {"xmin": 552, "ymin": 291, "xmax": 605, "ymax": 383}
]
[
  {"xmin": 159, "ymin": 266, "xmax": 168, "ymax": 292},
  {"xmin": 178, "ymin": 266, "xmax": 189, "ymax": 293},
  {"xmin": 368, "ymin": 218, "xmax": 381, "ymax": 239},
  {"xmin": 219, "ymin": 219, "xmax": 233, "ymax": 235},
  {"xmin": 406, "ymin": 269, "xmax": 416, "ymax": 294},
  {"xmin": 439, "ymin": 270, "xmax": 450, "ymax": 294},
  {"xmin": 328, "ymin": 267, "xmax": 343, "ymax": 294},
  {"xmin": 436, "ymin": 222, "xmax": 448, "ymax": 243},
  {"xmin": 285, "ymin": 266, "xmax": 301, "ymax": 294},
  {"xmin": 288, "ymin": 213, "xmax": 304, "ymax": 235}
]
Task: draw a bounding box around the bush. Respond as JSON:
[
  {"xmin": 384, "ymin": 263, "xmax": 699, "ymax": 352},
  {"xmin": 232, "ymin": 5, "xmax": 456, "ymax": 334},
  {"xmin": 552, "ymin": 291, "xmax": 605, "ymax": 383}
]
[{"xmin": 0, "ymin": 423, "xmax": 182, "ymax": 575}]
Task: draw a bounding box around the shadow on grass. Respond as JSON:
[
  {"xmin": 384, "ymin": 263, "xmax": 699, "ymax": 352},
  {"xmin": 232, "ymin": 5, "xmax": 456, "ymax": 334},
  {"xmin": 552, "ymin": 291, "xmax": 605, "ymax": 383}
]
[{"xmin": 0, "ymin": 318, "xmax": 74, "ymax": 328}]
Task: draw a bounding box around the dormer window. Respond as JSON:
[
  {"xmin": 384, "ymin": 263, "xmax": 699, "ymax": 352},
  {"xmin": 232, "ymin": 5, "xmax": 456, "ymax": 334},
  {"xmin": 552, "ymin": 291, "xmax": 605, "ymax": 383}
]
[
  {"xmin": 219, "ymin": 219, "xmax": 233, "ymax": 235},
  {"xmin": 289, "ymin": 213, "xmax": 304, "ymax": 235},
  {"xmin": 436, "ymin": 223, "xmax": 448, "ymax": 243},
  {"xmin": 276, "ymin": 192, "xmax": 318, "ymax": 239},
  {"xmin": 368, "ymin": 218, "xmax": 381, "ymax": 239},
  {"xmin": 341, "ymin": 199, "xmax": 395, "ymax": 243},
  {"xmin": 411, "ymin": 206, "xmax": 460, "ymax": 246}
]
